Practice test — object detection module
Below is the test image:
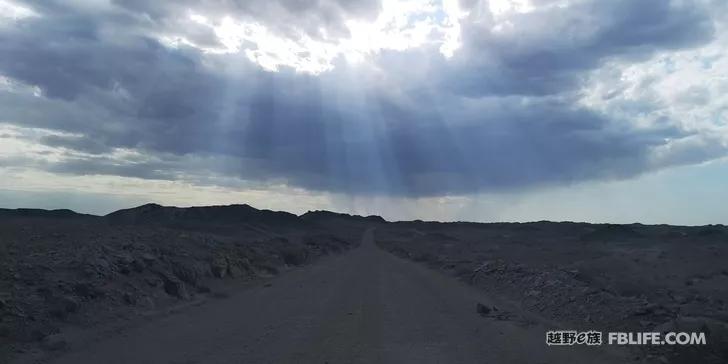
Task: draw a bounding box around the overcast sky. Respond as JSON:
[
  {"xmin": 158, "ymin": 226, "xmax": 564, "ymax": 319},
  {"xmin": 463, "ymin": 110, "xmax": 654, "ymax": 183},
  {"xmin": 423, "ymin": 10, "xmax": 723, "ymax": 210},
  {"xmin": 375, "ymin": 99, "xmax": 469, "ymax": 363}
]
[{"xmin": 1, "ymin": 0, "xmax": 727, "ymax": 224}]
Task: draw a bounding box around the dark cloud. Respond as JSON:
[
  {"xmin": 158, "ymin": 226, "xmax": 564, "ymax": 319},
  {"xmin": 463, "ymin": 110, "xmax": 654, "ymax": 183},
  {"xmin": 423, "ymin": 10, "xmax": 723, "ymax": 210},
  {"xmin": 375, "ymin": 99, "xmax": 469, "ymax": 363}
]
[
  {"xmin": 0, "ymin": 0, "xmax": 724, "ymax": 197},
  {"xmin": 449, "ymin": 0, "xmax": 715, "ymax": 96},
  {"xmin": 45, "ymin": 156, "xmax": 179, "ymax": 181},
  {"xmin": 39, "ymin": 135, "xmax": 111, "ymax": 155}
]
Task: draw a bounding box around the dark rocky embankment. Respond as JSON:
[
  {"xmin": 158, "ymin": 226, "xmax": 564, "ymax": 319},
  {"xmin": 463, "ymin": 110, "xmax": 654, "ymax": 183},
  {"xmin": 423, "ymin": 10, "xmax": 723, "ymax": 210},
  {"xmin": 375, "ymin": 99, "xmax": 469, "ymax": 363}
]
[{"xmin": 0, "ymin": 204, "xmax": 370, "ymax": 358}]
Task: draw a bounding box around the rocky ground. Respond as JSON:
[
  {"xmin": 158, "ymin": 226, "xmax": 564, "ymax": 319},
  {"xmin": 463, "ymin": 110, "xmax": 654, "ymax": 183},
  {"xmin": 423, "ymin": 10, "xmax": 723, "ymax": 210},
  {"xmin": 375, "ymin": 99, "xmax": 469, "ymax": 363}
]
[
  {"xmin": 2, "ymin": 204, "xmax": 726, "ymax": 364},
  {"xmin": 376, "ymin": 221, "xmax": 728, "ymax": 364},
  {"xmin": 0, "ymin": 205, "xmax": 369, "ymax": 361}
]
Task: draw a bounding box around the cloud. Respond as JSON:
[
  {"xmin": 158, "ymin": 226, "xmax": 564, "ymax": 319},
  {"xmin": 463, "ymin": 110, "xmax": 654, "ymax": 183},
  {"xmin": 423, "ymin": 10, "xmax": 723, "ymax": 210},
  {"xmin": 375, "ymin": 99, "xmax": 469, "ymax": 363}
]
[
  {"xmin": 0, "ymin": 0, "xmax": 726, "ymax": 198},
  {"xmin": 111, "ymin": 0, "xmax": 382, "ymax": 41},
  {"xmin": 446, "ymin": 0, "xmax": 715, "ymax": 96}
]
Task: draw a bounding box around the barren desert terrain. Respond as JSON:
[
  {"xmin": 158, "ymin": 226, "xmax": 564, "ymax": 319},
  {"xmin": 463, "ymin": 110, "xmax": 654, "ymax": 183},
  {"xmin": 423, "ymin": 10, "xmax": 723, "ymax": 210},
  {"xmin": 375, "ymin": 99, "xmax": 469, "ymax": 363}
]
[{"xmin": 0, "ymin": 204, "xmax": 726, "ymax": 364}]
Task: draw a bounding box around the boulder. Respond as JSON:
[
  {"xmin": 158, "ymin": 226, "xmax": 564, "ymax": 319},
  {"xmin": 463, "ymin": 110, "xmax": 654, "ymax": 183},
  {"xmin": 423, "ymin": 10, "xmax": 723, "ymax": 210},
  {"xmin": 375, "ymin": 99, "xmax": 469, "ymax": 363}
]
[
  {"xmin": 140, "ymin": 253, "xmax": 157, "ymax": 265},
  {"xmin": 131, "ymin": 259, "xmax": 145, "ymax": 273},
  {"xmin": 210, "ymin": 257, "xmax": 228, "ymax": 278},
  {"xmin": 161, "ymin": 274, "xmax": 189, "ymax": 300},
  {"xmin": 228, "ymin": 264, "xmax": 244, "ymax": 278},
  {"xmin": 226, "ymin": 257, "xmax": 251, "ymax": 278},
  {"xmin": 171, "ymin": 260, "xmax": 204, "ymax": 286},
  {"xmin": 280, "ymin": 247, "xmax": 309, "ymax": 266},
  {"xmin": 476, "ymin": 303, "xmax": 492, "ymax": 316},
  {"xmin": 113, "ymin": 253, "xmax": 135, "ymax": 275}
]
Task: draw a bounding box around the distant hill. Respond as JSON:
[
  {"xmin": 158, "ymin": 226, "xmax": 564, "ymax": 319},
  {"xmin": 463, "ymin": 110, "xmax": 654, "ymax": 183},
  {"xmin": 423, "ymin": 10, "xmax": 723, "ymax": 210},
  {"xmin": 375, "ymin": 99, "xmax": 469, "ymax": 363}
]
[
  {"xmin": 4, "ymin": 204, "xmax": 720, "ymax": 234},
  {"xmin": 105, "ymin": 203, "xmax": 310, "ymax": 230},
  {"xmin": 0, "ymin": 208, "xmax": 95, "ymax": 219},
  {"xmin": 580, "ymin": 223, "xmax": 644, "ymax": 241},
  {"xmin": 0, "ymin": 204, "xmax": 388, "ymax": 233},
  {"xmin": 300, "ymin": 210, "xmax": 386, "ymax": 224}
]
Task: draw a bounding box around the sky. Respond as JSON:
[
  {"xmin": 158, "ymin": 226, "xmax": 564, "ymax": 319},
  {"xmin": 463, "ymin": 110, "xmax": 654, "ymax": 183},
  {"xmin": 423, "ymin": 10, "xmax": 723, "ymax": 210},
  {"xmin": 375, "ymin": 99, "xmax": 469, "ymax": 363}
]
[{"xmin": 0, "ymin": 0, "xmax": 727, "ymax": 224}]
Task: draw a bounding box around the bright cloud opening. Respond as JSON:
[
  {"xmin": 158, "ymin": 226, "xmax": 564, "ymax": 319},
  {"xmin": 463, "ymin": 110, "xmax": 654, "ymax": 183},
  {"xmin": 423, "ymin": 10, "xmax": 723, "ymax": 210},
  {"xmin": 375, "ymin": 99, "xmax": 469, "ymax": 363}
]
[
  {"xmin": 181, "ymin": 0, "xmax": 469, "ymax": 74},
  {"xmin": 0, "ymin": 0, "xmax": 37, "ymax": 22}
]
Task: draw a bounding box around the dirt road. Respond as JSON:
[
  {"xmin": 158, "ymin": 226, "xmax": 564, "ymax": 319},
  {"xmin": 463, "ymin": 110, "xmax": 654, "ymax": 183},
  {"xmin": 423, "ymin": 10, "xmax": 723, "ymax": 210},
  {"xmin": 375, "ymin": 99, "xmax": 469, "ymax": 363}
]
[{"xmin": 39, "ymin": 229, "xmax": 629, "ymax": 364}]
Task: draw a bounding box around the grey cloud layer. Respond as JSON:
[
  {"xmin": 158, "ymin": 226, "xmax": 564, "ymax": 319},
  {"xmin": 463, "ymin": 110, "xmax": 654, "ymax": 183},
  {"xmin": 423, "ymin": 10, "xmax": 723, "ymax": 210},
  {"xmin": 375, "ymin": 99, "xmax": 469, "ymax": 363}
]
[
  {"xmin": 0, "ymin": 0, "xmax": 724, "ymax": 197},
  {"xmin": 449, "ymin": 0, "xmax": 715, "ymax": 96}
]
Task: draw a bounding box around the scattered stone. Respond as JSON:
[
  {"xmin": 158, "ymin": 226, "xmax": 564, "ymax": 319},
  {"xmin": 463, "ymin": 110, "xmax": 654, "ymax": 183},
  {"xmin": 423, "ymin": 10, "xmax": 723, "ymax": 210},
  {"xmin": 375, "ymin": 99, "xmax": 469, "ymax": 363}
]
[
  {"xmin": 48, "ymin": 296, "xmax": 79, "ymax": 318},
  {"xmin": 88, "ymin": 257, "xmax": 112, "ymax": 277},
  {"xmin": 73, "ymin": 282, "xmax": 104, "ymax": 299},
  {"xmin": 138, "ymin": 296, "xmax": 155, "ymax": 308},
  {"xmin": 526, "ymin": 289, "xmax": 541, "ymax": 297},
  {"xmin": 131, "ymin": 259, "xmax": 145, "ymax": 273},
  {"xmin": 210, "ymin": 257, "xmax": 228, "ymax": 279},
  {"xmin": 171, "ymin": 260, "xmax": 203, "ymax": 286},
  {"xmin": 41, "ymin": 333, "xmax": 68, "ymax": 351},
  {"xmin": 161, "ymin": 274, "xmax": 189, "ymax": 300},
  {"xmin": 122, "ymin": 292, "xmax": 137, "ymax": 305},
  {"xmin": 145, "ymin": 276, "xmax": 162, "ymax": 288},
  {"xmin": 476, "ymin": 303, "xmax": 492, "ymax": 316},
  {"xmin": 280, "ymin": 247, "xmax": 309, "ymax": 266},
  {"xmin": 113, "ymin": 253, "xmax": 134, "ymax": 272},
  {"xmin": 225, "ymin": 264, "xmax": 242, "ymax": 278},
  {"xmin": 141, "ymin": 253, "xmax": 157, "ymax": 264}
]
